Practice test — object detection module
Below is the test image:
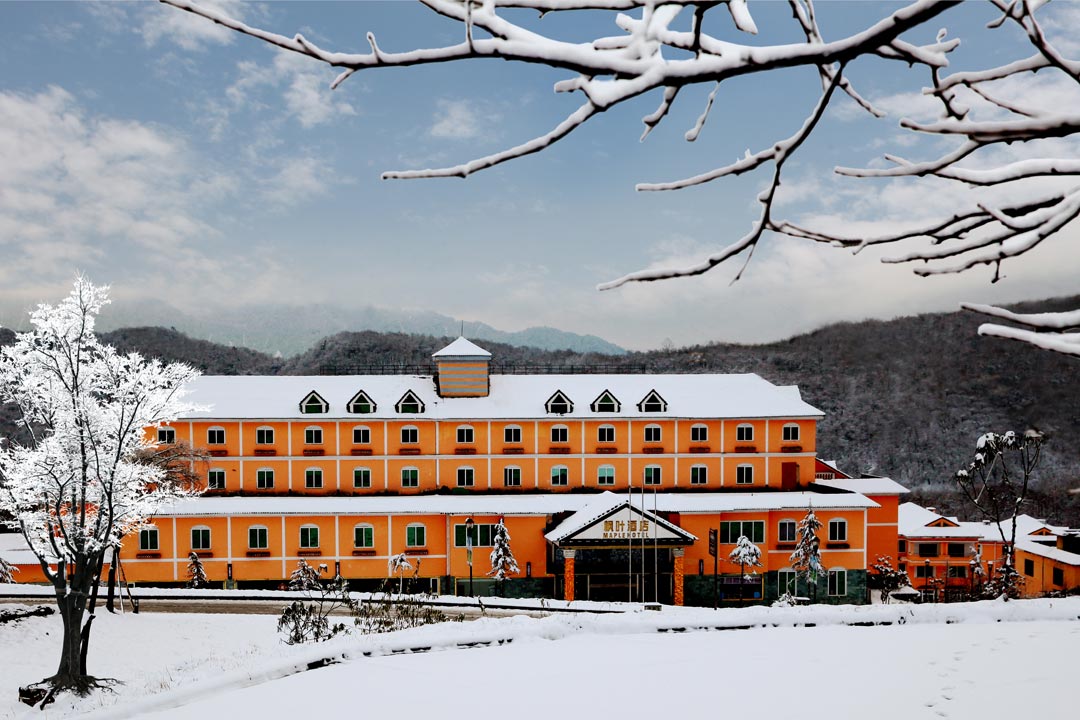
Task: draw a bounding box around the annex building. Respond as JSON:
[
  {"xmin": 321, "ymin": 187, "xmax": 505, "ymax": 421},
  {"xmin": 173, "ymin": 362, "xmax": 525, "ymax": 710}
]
[{"xmin": 7, "ymin": 338, "xmax": 909, "ymax": 606}]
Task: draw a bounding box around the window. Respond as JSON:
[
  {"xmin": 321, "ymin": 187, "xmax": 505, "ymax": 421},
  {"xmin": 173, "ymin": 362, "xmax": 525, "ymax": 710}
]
[
  {"xmin": 778, "ymin": 519, "xmax": 797, "ymax": 543},
  {"xmin": 916, "ymin": 543, "xmax": 939, "ymax": 558},
  {"xmin": 778, "ymin": 569, "xmax": 797, "ymax": 595},
  {"xmin": 597, "ymin": 465, "xmax": 615, "ymax": 486},
  {"xmin": 207, "ymin": 469, "xmax": 226, "ymax": 490},
  {"xmin": 590, "ymin": 391, "xmax": 621, "ymax": 413},
  {"xmin": 690, "ymin": 424, "xmax": 708, "ymax": 443},
  {"xmin": 597, "ymin": 425, "xmax": 615, "ymax": 443},
  {"xmin": 947, "ymin": 566, "xmax": 967, "ymax": 578},
  {"xmin": 139, "ymin": 527, "xmax": 159, "ymax": 551},
  {"xmin": 551, "ymin": 465, "xmax": 569, "ymax": 486},
  {"xmin": 456, "ymin": 425, "xmax": 474, "ymax": 444},
  {"xmin": 256, "ymin": 426, "xmax": 274, "ymax": 445},
  {"xmin": 406, "ymin": 524, "xmax": 426, "ymax": 547},
  {"xmin": 504, "ymin": 466, "xmax": 522, "ymax": 487},
  {"xmin": 637, "ymin": 390, "xmax": 667, "ymax": 413},
  {"xmin": 1053, "ymin": 567, "xmax": 1064, "ymax": 586},
  {"xmin": 504, "ymin": 425, "xmax": 522, "ymax": 444},
  {"xmin": 1023, "ymin": 558, "xmax": 1035, "ymax": 577},
  {"xmin": 300, "ymin": 525, "xmax": 320, "ymax": 549},
  {"xmin": 898, "ymin": 539, "xmax": 907, "ymax": 553},
  {"xmin": 352, "ymin": 426, "xmax": 371, "ymax": 445},
  {"xmin": 207, "ymin": 426, "xmax": 225, "ymax": 445},
  {"xmin": 347, "ymin": 390, "xmax": 376, "ymax": 414},
  {"xmin": 191, "ymin": 526, "xmax": 211, "ymax": 551},
  {"xmin": 305, "ymin": 468, "xmax": 323, "ymax": 489},
  {"xmin": 551, "ymin": 425, "xmax": 569, "ymax": 444},
  {"xmin": 828, "ymin": 519, "xmax": 847, "ymax": 542},
  {"xmin": 736, "ymin": 424, "xmax": 754, "ymax": 442},
  {"xmin": 644, "ymin": 425, "xmax": 662, "ymax": 443},
  {"xmin": 915, "ymin": 565, "xmax": 934, "ymax": 578},
  {"xmin": 304, "ymin": 426, "xmax": 323, "ymax": 445},
  {"xmin": 354, "ymin": 524, "xmax": 374, "ymax": 549},
  {"xmin": 395, "ymin": 390, "xmax": 425, "ymax": 414},
  {"xmin": 353, "ymin": 467, "xmax": 372, "ymax": 489},
  {"xmin": 545, "ymin": 390, "xmax": 573, "ymax": 415},
  {"xmin": 720, "ymin": 521, "xmax": 764, "ymax": 544},
  {"xmin": 782, "ymin": 424, "xmax": 800, "ymax": 442},
  {"xmin": 248, "ymin": 525, "xmax": 269, "ymax": 550},
  {"xmin": 455, "ymin": 523, "xmax": 496, "ymax": 547},
  {"xmin": 947, "ymin": 543, "xmax": 967, "ymax": 558},
  {"xmin": 401, "ymin": 467, "xmax": 419, "ymax": 488},
  {"xmin": 256, "ymin": 468, "xmax": 274, "ymax": 489},
  {"xmin": 643, "ymin": 465, "xmax": 662, "ymax": 486},
  {"xmin": 456, "ymin": 466, "xmax": 475, "ymax": 487},
  {"xmin": 736, "ymin": 465, "xmax": 754, "ymax": 485},
  {"xmin": 690, "ymin": 465, "xmax": 708, "ymax": 485},
  {"xmin": 157, "ymin": 427, "xmax": 175, "ymax": 444},
  {"xmin": 299, "ymin": 391, "xmax": 328, "ymax": 414},
  {"xmin": 828, "ymin": 570, "xmax": 847, "ymax": 596},
  {"xmin": 401, "ymin": 426, "xmax": 419, "ymax": 444}
]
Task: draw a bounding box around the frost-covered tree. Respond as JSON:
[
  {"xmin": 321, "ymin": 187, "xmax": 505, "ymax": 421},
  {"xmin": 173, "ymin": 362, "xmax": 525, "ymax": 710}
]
[
  {"xmin": 289, "ymin": 559, "xmax": 324, "ymax": 591},
  {"xmin": 0, "ymin": 278, "xmax": 201, "ymax": 703},
  {"xmin": 487, "ymin": 519, "xmax": 520, "ymax": 594},
  {"xmin": 955, "ymin": 429, "xmax": 1044, "ymax": 599},
  {"xmin": 727, "ymin": 534, "xmax": 762, "ymax": 603},
  {"xmin": 871, "ymin": 555, "xmax": 911, "ymax": 604},
  {"xmin": 186, "ymin": 552, "xmax": 209, "ymax": 589},
  {"xmin": 387, "ymin": 552, "xmax": 414, "ymax": 593},
  {"xmin": 0, "ymin": 556, "xmax": 16, "ymax": 584},
  {"xmin": 789, "ymin": 507, "xmax": 826, "ymax": 601},
  {"xmin": 162, "ymin": 0, "xmax": 1080, "ymax": 356}
]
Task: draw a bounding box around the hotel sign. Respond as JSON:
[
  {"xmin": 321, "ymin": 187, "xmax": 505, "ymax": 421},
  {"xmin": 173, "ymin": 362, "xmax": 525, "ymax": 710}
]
[{"xmin": 574, "ymin": 507, "xmax": 683, "ymax": 542}]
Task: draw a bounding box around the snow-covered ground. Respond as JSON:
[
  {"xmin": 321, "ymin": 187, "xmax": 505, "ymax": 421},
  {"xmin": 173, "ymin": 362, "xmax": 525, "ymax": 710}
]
[{"xmin": 1, "ymin": 597, "xmax": 1077, "ymax": 719}]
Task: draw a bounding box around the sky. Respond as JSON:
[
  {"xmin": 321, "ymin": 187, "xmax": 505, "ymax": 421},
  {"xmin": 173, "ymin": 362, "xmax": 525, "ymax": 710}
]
[{"xmin": 0, "ymin": 0, "xmax": 1078, "ymax": 351}]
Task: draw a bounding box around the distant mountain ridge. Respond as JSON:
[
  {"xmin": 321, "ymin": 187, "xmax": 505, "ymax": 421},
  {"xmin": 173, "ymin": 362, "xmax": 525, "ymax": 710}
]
[
  {"xmin": 2, "ymin": 296, "xmax": 1077, "ymax": 524},
  {"xmin": 80, "ymin": 299, "xmax": 626, "ymax": 356}
]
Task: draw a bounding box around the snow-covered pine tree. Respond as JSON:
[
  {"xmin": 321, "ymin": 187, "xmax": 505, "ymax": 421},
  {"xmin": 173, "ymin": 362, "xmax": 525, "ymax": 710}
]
[
  {"xmin": 727, "ymin": 535, "xmax": 762, "ymax": 604},
  {"xmin": 0, "ymin": 556, "xmax": 16, "ymax": 584},
  {"xmin": 871, "ymin": 555, "xmax": 911, "ymax": 604},
  {"xmin": 289, "ymin": 559, "xmax": 323, "ymax": 591},
  {"xmin": 789, "ymin": 506, "xmax": 826, "ymax": 602},
  {"xmin": 487, "ymin": 519, "xmax": 520, "ymax": 595},
  {"xmin": 0, "ymin": 278, "xmax": 201, "ymax": 703},
  {"xmin": 186, "ymin": 552, "xmax": 208, "ymax": 589}
]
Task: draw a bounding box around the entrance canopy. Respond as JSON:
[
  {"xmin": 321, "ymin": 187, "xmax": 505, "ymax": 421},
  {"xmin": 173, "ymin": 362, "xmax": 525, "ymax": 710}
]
[{"xmin": 544, "ymin": 492, "xmax": 696, "ymax": 548}]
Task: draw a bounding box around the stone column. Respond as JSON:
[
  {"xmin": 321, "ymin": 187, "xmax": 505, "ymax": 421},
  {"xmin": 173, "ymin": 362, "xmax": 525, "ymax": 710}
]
[
  {"xmin": 562, "ymin": 549, "xmax": 576, "ymax": 602},
  {"xmin": 673, "ymin": 548, "xmax": 685, "ymax": 606}
]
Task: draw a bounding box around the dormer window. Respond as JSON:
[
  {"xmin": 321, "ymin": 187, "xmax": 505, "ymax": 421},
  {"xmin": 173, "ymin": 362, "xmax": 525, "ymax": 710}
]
[
  {"xmin": 637, "ymin": 390, "xmax": 667, "ymax": 413},
  {"xmin": 590, "ymin": 390, "xmax": 621, "ymax": 413},
  {"xmin": 395, "ymin": 390, "xmax": 425, "ymax": 414},
  {"xmin": 299, "ymin": 391, "xmax": 328, "ymax": 414},
  {"xmin": 545, "ymin": 390, "xmax": 574, "ymax": 415},
  {"xmin": 347, "ymin": 390, "xmax": 376, "ymax": 414}
]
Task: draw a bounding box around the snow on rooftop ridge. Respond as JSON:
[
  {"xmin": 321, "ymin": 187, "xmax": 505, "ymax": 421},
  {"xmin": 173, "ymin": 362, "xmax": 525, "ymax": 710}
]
[
  {"xmin": 432, "ymin": 337, "xmax": 491, "ymax": 358},
  {"xmin": 1015, "ymin": 539, "xmax": 1080, "ymax": 566},
  {"xmin": 812, "ymin": 477, "xmax": 909, "ymax": 495}
]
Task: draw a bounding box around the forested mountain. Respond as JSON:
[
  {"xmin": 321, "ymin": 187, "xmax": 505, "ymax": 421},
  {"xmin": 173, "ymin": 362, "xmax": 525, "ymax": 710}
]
[{"xmin": 2, "ymin": 298, "xmax": 1077, "ymax": 523}]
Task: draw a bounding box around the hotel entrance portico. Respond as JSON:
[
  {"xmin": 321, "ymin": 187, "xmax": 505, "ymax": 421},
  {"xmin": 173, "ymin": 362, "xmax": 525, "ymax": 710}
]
[{"xmin": 545, "ymin": 492, "xmax": 696, "ymax": 605}]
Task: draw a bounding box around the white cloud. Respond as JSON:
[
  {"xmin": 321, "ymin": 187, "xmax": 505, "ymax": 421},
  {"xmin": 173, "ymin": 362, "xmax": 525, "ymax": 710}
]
[
  {"xmin": 261, "ymin": 156, "xmax": 331, "ymax": 207},
  {"xmin": 429, "ymin": 99, "xmax": 496, "ymax": 140},
  {"xmin": 137, "ymin": 0, "xmax": 248, "ymax": 52}
]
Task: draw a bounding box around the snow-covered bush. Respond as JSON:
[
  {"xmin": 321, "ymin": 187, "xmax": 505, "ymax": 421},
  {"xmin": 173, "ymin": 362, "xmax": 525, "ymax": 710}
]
[
  {"xmin": 0, "ymin": 557, "xmax": 16, "ymax": 584},
  {"xmin": 871, "ymin": 556, "xmax": 911, "ymax": 605},
  {"xmin": 289, "ymin": 560, "xmax": 323, "ymax": 592},
  {"xmin": 186, "ymin": 553, "xmax": 208, "ymax": 590},
  {"xmin": 278, "ymin": 567, "xmax": 358, "ymax": 645}
]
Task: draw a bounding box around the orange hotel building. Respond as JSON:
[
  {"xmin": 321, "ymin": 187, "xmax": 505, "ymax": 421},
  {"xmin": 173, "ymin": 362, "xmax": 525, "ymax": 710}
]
[{"xmin": 10, "ymin": 338, "xmax": 910, "ymax": 605}]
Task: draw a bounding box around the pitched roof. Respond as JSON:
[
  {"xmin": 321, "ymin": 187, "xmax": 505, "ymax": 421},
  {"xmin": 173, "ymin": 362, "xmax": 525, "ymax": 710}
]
[
  {"xmin": 898, "ymin": 503, "xmax": 983, "ymax": 539},
  {"xmin": 543, "ymin": 492, "xmax": 696, "ymax": 544},
  {"xmin": 178, "ymin": 373, "xmax": 824, "ymax": 421},
  {"xmin": 812, "ymin": 477, "xmax": 909, "ymax": 495},
  {"xmin": 431, "ymin": 337, "xmax": 492, "ymax": 358}
]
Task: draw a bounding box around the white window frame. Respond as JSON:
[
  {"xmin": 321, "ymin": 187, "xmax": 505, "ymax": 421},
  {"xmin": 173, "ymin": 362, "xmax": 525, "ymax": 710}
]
[
  {"xmin": 550, "ymin": 465, "xmax": 569, "ymax": 486},
  {"xmin": 777, "ymin": 568, "xmax": 797, "ymax": 596},
  {"xmin": 778, "ymin": 519, "xmax": 797, "ymax": 543},
  {"xmin": 401, "ymin": 466, "xmax": 419, "ymax": 488},
  {"xmin": 406, "ymin": 523, "xmax": 426, "ymax": 547},
  {"xmin": 354, "ymin": 523, "xmax": 375, "ymax": 549},
  {"xmin": 736, "ymin": 464, "xmax": 754, "ymax": 485},
  {"xmin": 503, "ymin": 425, "xmax": 522, "ymax": 444},
  {"xmin": 191, "ymin": 525, "xmax": 211, "ymax": 551},
  {"xmin": 551, "ymin": 425, "xmax": 569, "ymax": 444},
  {"xmin": 256, "ymin": 468, "xmax": 275, "ymax": 489},
  {"xmin": 643, "ymin": 465, "xmax": 662, "ymax": 486},
  {"xmin": 644, "ymin": 424, "xmax": 662, "ymax": 443},
  {"xmin": 597, "ymin": 464, "xmax": 615, "ymax": 486},
  {"xmin": 304, "ymin": 426, "xmax": 323, "ymax": 445},
  {"xmin": 597, "ymin": 424, "xmax": 616, "ymax": 443},
  {"xmin": 735, "ymin": 424, "xmax": 754, "ymax": 442},
  {"xmin": 827, "ymin": 569, "xmax": 847, "ymax": 597},
  {"xmin": 207, "ymin": 468, "xmax": 226, "ymax": 490},
  {"xmin": 690, "ymin": 424, "xmax": 708, "ymax": 443},
  {"xmin": 690, "ymin": 464, "xmax": 708, "ymax": 485},
  {"xmin": 353, "ymin": 426, "xmax": 371, "ymax": 445},
  {"xmin": 353, "ymin": 466, "xmax": 372, "ymax": 489},
  {"xmin": 503, "ymin": 466, "xmax": 522, "ymax": 487},
  {"xmin": 401, "ymin": 425, "xmax": 419, "ymax": 444},
  {"xmin": 456, "ymin": 466, "xmax": 475, "ymax": 487},
  {"xmin": 456, "ymin": 425, "xmax": 475, "ymax": 444},
  {"xmin": 782, "ymin": 423, "xmax": 800, "ymax": 442},
  {"xmin": 139, "ymin": 526, "xmax": 160, "ymax": 551},
  {"xmin": 304, "ymin": 467, "xmax": 323, "ymax": 489},
  {"xmin": 207, "ymin": 426, "xmax": 226, "ymax": 445},
  {"xmin": 299, "ymin": 524, "xmax": 320, "ymax": 549},
  {"xmin": 828, "ymin": 519, "xmax": 848, "ymax": 542},
  {"xmin": 157, "ymin": 427, "xmax": 175, "ymax": 444},
  {"xmin": 255, "ymin": 425, "xmax": 275, "ymax": 445},
  {"xmin": 248, "ymin": 525, "xmax": 269, "ymax": 550}
]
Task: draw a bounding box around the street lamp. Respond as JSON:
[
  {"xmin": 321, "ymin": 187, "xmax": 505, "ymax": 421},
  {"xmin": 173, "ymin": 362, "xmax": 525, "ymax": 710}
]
[
  {"xmin": 924, "ymin": 559, "xmax": 932, "ymax": 603},
  {"xmin": 465, "ymin": 517, "xmax": 475, "ymax": 597}
]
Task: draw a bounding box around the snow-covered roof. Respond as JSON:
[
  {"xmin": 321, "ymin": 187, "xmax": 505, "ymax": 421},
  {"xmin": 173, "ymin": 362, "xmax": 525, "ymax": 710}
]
[
  {"xmin": 812, "ymin": 477, "xmax": 909, "ymax": 495},
  {"xmin": 543, "ymin": 492, "xmax": 696, "ymax": 544},
  {"xmin": 898, "ymin": 503, "xmax": 983, "ymax": 539},
  {"xmin": 0, "ymin": 533, "xmax": 56, "ymax": 566},
  {"xmin": 956, "ymin": 514, "xmax": 1070, "ymax": 544},
  {"xmin": 1015, "ymin": 539, "xmax": 1080, "ymax": 566},
  {"xmin": 178, "ymin": 373, "xmax": 824, "ymax": 421},
  {"xmin": 157, "ymin": 490, "xmax": 876, "ymax": 519},
  {"xmin": 431, "ymin": 337, "xmax": 491, "ymax": 358}
]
